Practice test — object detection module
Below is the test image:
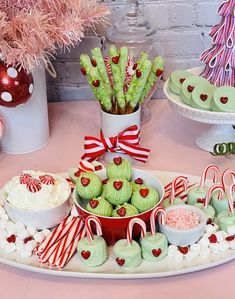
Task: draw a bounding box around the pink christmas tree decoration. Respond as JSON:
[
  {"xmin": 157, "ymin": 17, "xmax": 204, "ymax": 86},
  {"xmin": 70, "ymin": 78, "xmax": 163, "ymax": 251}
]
[{"xmin": 200, "ymin": 0, "xmax": 235, "ymax": 87}]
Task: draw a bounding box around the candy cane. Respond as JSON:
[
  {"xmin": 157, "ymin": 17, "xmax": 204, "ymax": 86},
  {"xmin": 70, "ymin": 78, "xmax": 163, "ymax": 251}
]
[
  {"xmin": 204, "ymin": 184, "xmax": 225, "ymax": 209},
  {"xmin": 170, "ymin": 176, "xmax": 188, "ymax": 204},
  {"xmin": 227, "ymin": 183, "xmax": 235, "ymax": 214},
  {"xmin": 221, "ymin": 169, "xmax": 235, "ymax": 190},
  {"xmin": 199, "ymin": 164, "xmax": 219, "ymax": 189},
  {"xmin": 150, "ymin": 207, "xmax": 166, "ymax": 236},
  {"xmin": 127, "ymin": 218, "xmax": 146, "ymax": 245},
  {"xmin": 85, "ymin": 215, "xmax": 102, "ymax": 243},
  {"xmin": 78, "ymin": 160, "xmax": 95, "ymax": 173}
]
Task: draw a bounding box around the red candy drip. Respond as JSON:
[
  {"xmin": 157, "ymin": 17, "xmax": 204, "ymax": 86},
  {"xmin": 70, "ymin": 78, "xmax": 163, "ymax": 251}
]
[
  {"xmin": 226, "ymin": 236, "xmax": 235, "ymax": 241},
  {"xmin": 92, "ymin": 80, "xmax": 100, "ymax": 87},
  {"xmin": 155, "ymin": 69, "xmax": 163, "ymax": 77}
]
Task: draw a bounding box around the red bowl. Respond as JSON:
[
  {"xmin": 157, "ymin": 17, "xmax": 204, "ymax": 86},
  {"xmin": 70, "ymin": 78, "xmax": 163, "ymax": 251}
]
[{"xmin": 74, "ymin": 169, "xmax": 164, "ymax": 245}]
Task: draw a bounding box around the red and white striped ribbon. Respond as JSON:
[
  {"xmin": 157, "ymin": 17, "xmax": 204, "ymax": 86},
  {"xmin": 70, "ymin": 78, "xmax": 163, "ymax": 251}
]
[{"xmin": 81, "ymin": 125, "xmax": 150, "ymax": 163}]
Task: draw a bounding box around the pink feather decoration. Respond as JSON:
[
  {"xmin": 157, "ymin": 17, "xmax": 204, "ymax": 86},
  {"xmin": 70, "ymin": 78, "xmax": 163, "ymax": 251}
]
[{"xmin": 0, "ymin": 0, "xmax": 109, "ymax": 72}]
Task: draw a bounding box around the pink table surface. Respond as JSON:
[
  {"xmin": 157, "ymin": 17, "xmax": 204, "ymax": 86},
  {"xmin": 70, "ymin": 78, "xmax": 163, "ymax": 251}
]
[{"xmin": 0, "ymin": 100, "xmax": 235, "ymax": 299}]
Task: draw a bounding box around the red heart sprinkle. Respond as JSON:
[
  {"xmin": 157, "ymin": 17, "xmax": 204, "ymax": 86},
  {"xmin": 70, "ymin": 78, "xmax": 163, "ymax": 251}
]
[
  {"xmin": 92, "ymin": 79, "xmax": 100, "ymax": 87},
  {"xmin": 7, "ymin": 234, "xmax": 16, "ymax": 243},
  {"xmin": 81, "ymin": 177, "xmax": 90, "ymax": 187},
  {"xmin": 112, "ymin": 56, "xmax": 120, "ymax": 64},
  {"xmin": 89, "ymin": 199, "xmax": 99, "ymax": 209},
  {"xmin": 113, "ymin": 181, "xmax": 123, "ymax": 190},
  {"xmin": 24, "ymin": 236, "xmax": 33, "ymax": 244},
  {"xmin": 132, "ymin": 63, "xmax": 138, "ymax": 70},
  {"xmin": 209, "ymin": 234, "xmax": 217, "ymax": 243},
  {"xmin": 178, "ymin": 246, "xmax": 189, "ymax": 254},
  {"xmin": 155, "ymin": 69, "xmax": 163, "ymax": 77},
  {"xmin": 116, "ymin": 257, "xmax": 125, "ymax": 266},
  {"xmin": 81, "ymin": 250, "xmax": 91, "ymax": 259},
  {"xmin": 95, "ymin": 165, "xmax": 102, "ymax": 171},
  {"xmin": 91, "ymin": 59, "xmax": 97, "ymax": 67},
  {"xmin": 74, "ymin": 170, "xmax": 81, "ymax": 177},
  {"xmin": 180, "ymin": 78, "xmax": 185, "ymax": 84},
  {"xmin": 187, "ymin": 85, "xmax": 194, "ymax": 92},
  {"xmin": 207, "ymin": 218, "xmax": 213, "ymax": 225},
  {"xmin": 102, "ymin": 179, "xmax": 108, "ymax": 185},
  {"xmin": 113, "ymin": 157, "xmax": 122, "ymax": 165},
  {"xmin": 117, "ymin": 207, "xmax": 126, "ymax": 217},
  {"xmin": 152, "ymin": 248, "xmax": 162, "ymax": 257},
  {"xmin": 197, "ymin": 198, "xmax": 205, "ymax": 204},
  {"xmin": 200, "ymin": 94, "xmax": 208, "ymax": 101},
  {"xmin": 226, "ymin": 236, "xmax": 235, "ymax": 241},
  {"xmin": 134, "ymin": 178, "xmax": 143, "ymax": 185},
  {"xmin": 139, "ymin": 188, "xmax": 149, "ymax": 198},
  {"xmin": 136, "ymin": 69, "xmax": 142, "ymax": 78},
  {"xmin": 80, "ymin": 67, "xmax": 86, "ymax": 76},
  {"xmin": 220, "ymin": 97, "xmax": 228, "ymax": 104}
]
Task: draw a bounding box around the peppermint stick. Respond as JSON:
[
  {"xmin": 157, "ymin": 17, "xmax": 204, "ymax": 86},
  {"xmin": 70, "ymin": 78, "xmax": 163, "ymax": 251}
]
[
  {"xmin": 127, "ymin": 218, "xmax": 146, "ymax": 245},
  {"xmin": 126, "ymin": 59, "xmax": 152, "ymax": 113},
  {"xmin": 150, "ymin": 207, "xmax": 166, "ymax": 235},
  {"xmin": 85, "ymin": 215, "xmax": 103, "ymax": 243},
  {"xmin": 88, "ymin": 66, "xmax": 112, "ymax": 112},
  {"xmin": 139, "ymin": 56, "xmax": 164, "ymax": 103},
  {"xmin": 119, "ymin": 47, "xmax": 128, "ymax": 84},
  {"xmin": 221, "ymin": 168, "xmax": 235, "ymax": 190},
  {"xmin": 204, "ymin": 184, "xmax": 224, "ymax": 209},
  {"xmin": 91, "ymin": 47, "xmax": 112, "ymax": 97},
  {"xmin": 108, "ymin": 45, "xmax": 126, "ymax": 113},
  {"xmin": 199, "ymin": 164, "xmax": 219, "ymax": 189},
  {"xmin": 170, "ymin": 176, "xmax": 188, "ymax": 204}
]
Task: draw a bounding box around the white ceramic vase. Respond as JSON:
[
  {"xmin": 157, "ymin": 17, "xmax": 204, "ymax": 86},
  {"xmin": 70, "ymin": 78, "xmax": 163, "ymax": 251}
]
[{"xmin": 0, "ymin": 67, "xmax": 49, "ymax": 154}]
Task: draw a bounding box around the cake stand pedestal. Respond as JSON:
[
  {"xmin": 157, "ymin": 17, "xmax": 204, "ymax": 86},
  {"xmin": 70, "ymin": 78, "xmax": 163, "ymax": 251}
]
[{"xmin": 163, "ymin": 67, "xmax": 235, "ymax": 152}]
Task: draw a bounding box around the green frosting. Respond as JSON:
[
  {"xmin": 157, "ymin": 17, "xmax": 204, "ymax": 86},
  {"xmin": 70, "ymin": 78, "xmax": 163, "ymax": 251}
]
[
  {"xmin": 103, "ymin": 178, "xmax": 132, "ymax": 205},
  {"xmin": 80, "ymin": 53, "xmax": 93, "ymax": 85},
  {"xmin": 169, "ymin": 70, "xmax": 193, "ymax": 95},
  {"xmin": 191, "ymin": 83, "xmax": 216, "ymax": 111},
  {"xmin": 140, "ymin": 232, "xmax": 168, "ymax": 262},
  {"xmin": 106, "ymin": 158, "xmax": 132, "ymax": 180},
  {"xmin": 86, "ymin": 196, "xmax": 113, "ymax": 217},
  {"xmin": 211, "ymin": 191, "xmax": 231, "ymax": 215},
  {"xmin": 119, "ymin": 47, "xmax": 128, "ymax": 84},
  {"xmin": 139, "ymin": 56, "xmax": 164, "ymax": 103},
  {"xmin": 211, "ymin": 86, "xmax": 235, "ymax": 113},
  {"xmin": 112, "ymin": 203, "xmax": 139, "ymax": 217},
  {"xmin": 194, "ymin": 203, "xmax": 215, "ymax": 220},
  {"xmin": 76, "ymin": 172, "xmax": 102, "ymax": 200},
  {"xmin": 180, "ymin": 76, "xmax": 208, "ymax": 106},
  {"xmin": 91, "ymin": 47, "xmax": 112, "ymax": 98},
  {"xmin": 77, "ymin": 235, "xmax": 108, "ymax": 267},
  {"xmin": 130, "ymin": 180, "xmax": 145, "ymax": 192},
  {"xmin": 138, "ymin": 52, "xmax": 148, "ymax": 67},
  {"xmin": 162, "ymin": 197, "xmax": 185, "ymax": 208},
  {"xmin": 131, "ymin": 186, "xmax": 159, "ymax": 213},
  {"xmin": 217, "ymin": 210, "xmax": 235, "ymax": 233},
  {"xmin": 187, "ymin": 186, "xmax": 208, "ymax": 206},
  {"xmin": 113, "ymin": 239, "xmax": 142, "ymax": 268},
  {"xmin": 68, "ymin": 167, "xmax": 81, "ymax": 184}
]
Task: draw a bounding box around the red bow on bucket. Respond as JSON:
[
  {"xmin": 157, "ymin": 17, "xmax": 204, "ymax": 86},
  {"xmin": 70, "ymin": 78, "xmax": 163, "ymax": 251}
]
[{"xmin": 81, "ymin": 125, "xmax": 150, "ymax": 163}]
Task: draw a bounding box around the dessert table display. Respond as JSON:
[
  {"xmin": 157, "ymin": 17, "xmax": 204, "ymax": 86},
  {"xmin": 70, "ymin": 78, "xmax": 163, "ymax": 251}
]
[{"xmin": 0, "ymin": 100, "xmax": 235, "ymax": 299}]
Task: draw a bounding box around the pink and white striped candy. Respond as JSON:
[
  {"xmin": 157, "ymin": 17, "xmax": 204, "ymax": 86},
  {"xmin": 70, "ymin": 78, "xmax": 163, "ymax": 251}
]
[
  {"xmin": 150, "ymin": 207, "xmax": 166, "ymax": 236},
  {"xmin": 199, "ymin": 164, "xmax": 219, "ymax": 189},
  {"xmin": 19, "ymin": 173, "xmax": 32, "ymax": 184},
  {"xmin": 26, "ymin": 178, "xmax": 41, "ymax": 193},
  {"xmin": 127, "ymin": 218, "xmax": 146, "ymax": 245},
  {"xmin": 204, "ymin": 184, "xmax": 225, "ymax": 209},
  {"xmin": 221, "ymin": 169, "xmax": 235, "ymax": 191},
  {"xmin": 170, "ymin": 176, "xmax": 188, "ymax": 204},
  {"xmin": 39, "ymin": 175, "xmax": 55, "ymax": 185},
  {"xmin": 85, "ymin": 215, "xmax": 102, "ymax": 243}
]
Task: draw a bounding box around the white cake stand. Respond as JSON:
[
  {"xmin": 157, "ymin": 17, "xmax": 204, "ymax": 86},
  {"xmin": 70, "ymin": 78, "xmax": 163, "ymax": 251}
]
[{"xmin": 163, "ymin": 67, "xmax": 235, "ymax": 152}]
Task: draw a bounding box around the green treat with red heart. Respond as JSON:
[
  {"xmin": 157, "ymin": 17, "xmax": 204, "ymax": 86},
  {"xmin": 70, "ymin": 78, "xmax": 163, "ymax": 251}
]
[
  {"xmin": 103, "ymin": 177, "xmax": 132, "ymax": 206},
  {"xmin": 131, "ymin": 185, "xmax": 159, "ymax": 213},
  {"xmin": 211, "ymin": 86, "xmax": 235, "ymax": 113},
  {"xmin": 76, "ymin": 172, "xmax": 103, "ymax": 200},
  {"xmin": 106, "ymin": 157, "xmax": 132, "ymax": 181},
  {"xmin": 131, "ymin": 177, "xmax": 145, "ymax": 192},
  {"xmin": 112, "ymin": 203, "xmax": 139, "ymax": 217},
  {"xmin": 86, "ymin": 196, "xmax": 113, "ymax": 217}
]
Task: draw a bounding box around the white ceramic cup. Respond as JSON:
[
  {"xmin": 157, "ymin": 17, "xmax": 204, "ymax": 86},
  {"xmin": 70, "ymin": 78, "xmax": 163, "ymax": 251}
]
[
  {"xmin": 0, "ymin": 67, "xmax": 49, "ymax": 154},
  {"xmin": 100, "ymin": 107, "xmax": 141, "ymax": 163}
]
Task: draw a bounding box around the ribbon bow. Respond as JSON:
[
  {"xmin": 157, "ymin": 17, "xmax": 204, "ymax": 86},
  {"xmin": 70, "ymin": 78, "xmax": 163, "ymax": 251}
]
[{"xmin": 81, "ymin": 125, "xmax": 150, "ymax": 163}]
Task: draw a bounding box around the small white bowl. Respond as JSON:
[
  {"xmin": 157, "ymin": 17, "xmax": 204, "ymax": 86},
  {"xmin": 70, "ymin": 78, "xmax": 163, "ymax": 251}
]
[
  {"xmin": 3, "ymin": 174, "xmax": 72, "ymax": 229},
  {"xmin": 159, "ymin": 205, "xmax": 206, "ymax": 246}
]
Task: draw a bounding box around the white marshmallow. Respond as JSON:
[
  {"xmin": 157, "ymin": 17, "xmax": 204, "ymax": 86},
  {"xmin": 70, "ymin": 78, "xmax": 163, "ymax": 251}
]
[
  {"xmin": 5, "ymin": 221, "xmax": 16, "ymax": 234},
  {"xmin": 34, "ymin": 231, "xmax": 45, "ymax": 243},
  {"xmin": 206, "ymin": 224, "xmax": 218, "ymax": 234},
  {"xmin": 25, "ymin": 240, "xmax": 37, "ymax": 252},
  {"xmin": 26, "ymin": 226, "xmax": 37, "ymax": 235},
  {"xmin": 0, "ymin": 219, "xmax": 8, "ymax": 229},
  {"xmin": 4, "ymin": 243, "xmax": 16, "ymax": 253},
  {"xmin": 185, "ymin": 250, "xmax": 198, "ymax": 261},
  {"xmin": 210, "ymin": 243, "xmax": 220, "ymax": 254},
  {"xmin": 227, "ymin": 225, "xmax": 235, "ymax": 235},
  {"xmin": 20, "ymin": 250, "xmax": 32, "ymax": 259},
  {"xmin": 198, "ymin": 236, "xmax": 209, "ymax": 248},
  {"xmin": 17, "ymin": 229, "xmax": 30, "ymax": 240},
  {"xmin": 0, "ymin": 239, "xmax": 7, "ymax": 248},
  {"xmin": 172, "ymin": 251, "xmax": 183, "ymax": 263},
  {"xmin": 167, "ymin": 245, "xmax": 178, "ymax": 257},
  {"xmin": 229, "ymin": 240, "xmax": 235, "ymax": 250},
  {"xmin": 0, "ymin": 229, "xmax": 7, "ymax": 239},
  {"xmin": 15, "ymin": 238, "xmax": 24, "ymax": 251},
  {"xmin": 190, "ymin": 243, "xmax": 201, "ymax": 252},
  {"xmin": 1, "ymin": 213, "xmax": 9, "ymax": 221},
  {"xmin": 71, "ymin": 206, "xmax": 79, "ymax": 217},
  {"xmin": 219, "ymin": 241, "xmax": 230, "ymax": 252},
  {"xmin": 200, "ymin": 248, "xmax": 211, "ymax": 259},
  {"xmin": 0, "ymin": 206, "xmax": 5, "ymax": 215},
  {"xmin": 215, "ymin": 231, "xmax": 224, "ymax": 243},
  {"xmin": 15, "ymin": 221, "xmax": 25, "ymax": 232}
]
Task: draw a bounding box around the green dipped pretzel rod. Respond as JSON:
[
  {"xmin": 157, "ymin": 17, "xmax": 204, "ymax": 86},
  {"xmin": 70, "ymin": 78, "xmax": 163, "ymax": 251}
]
[
  {"xmin": 80, "ymin": 54, "xmax": 93, "ymax": 85},
  {"xmin": 119, "ymin": 47, "xmax": 128, "ymax": 85},
  {"xmin": 108, "ymin": 45, "xmax": 126, "ymax": 113},
  {"xmin": 139, "ymin": 56, "xmax": 164, "ymax": 103},
  {"xmin": 126, "ymin": 59, "xmax": 152, "ymax": 113},
  {"xmin": 210, "ymin": 142, "xmax": 235, "ymax": 156},
  {"xmin": 91, "ymin": 47, "xmax": 113, "ymax": 98},
  {"xmin": 87, "ymin": 66, "xmax": 112, "ymax": 112}
]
